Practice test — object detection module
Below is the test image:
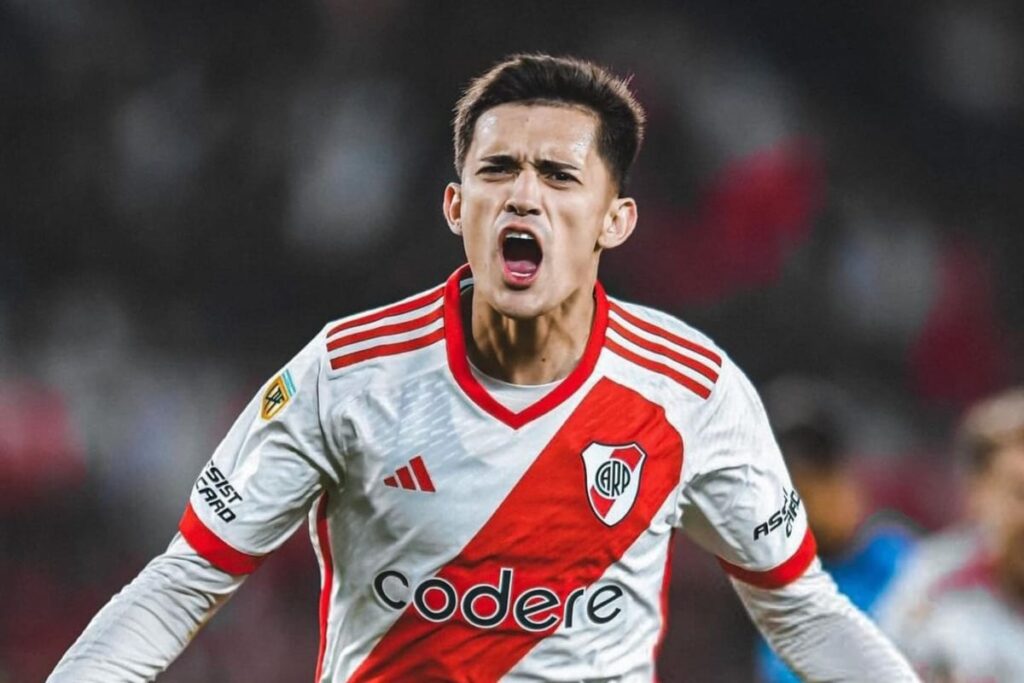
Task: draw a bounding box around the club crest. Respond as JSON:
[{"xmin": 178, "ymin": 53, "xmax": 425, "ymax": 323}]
[{"xmin": 581, "ymin": 442, "xmax": 647, "ymax": 526}]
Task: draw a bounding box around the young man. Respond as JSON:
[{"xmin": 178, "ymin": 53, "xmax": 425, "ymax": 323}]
[
  {"xmin": 881, "ymin": 388, "xmax": 1024, "ymax": 680},
  {"xmin": 50, "ymin": 54, "xmax": 916, "ymax": 682}
]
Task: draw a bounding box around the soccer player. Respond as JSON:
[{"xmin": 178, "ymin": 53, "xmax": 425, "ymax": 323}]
[
  {"xmin": 49, "ymin": 54, "xmax": 916, "ymax": 682},
  {"xmin": 880, "ymin": 388, "xmax": 1024, "ymax": 680}
]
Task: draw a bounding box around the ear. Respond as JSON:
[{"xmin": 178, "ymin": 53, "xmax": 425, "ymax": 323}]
[
  {"xmin": 443, "ymin": 183, "xmax": 463, "ymax": 236},
  {"xmin": 597, "ymin": 196, "xmax": 638, "ymax": 249}
]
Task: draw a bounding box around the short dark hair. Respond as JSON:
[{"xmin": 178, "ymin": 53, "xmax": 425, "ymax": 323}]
[
  {"xmin": 777, "ymin": 421, "xmax": 845, "ymax": 473},
  {"xmin": 760, "ymin": 376, "xmax": 847, "ymax": 473},
  {"xmin": 453, "ymin": 53, "xmax": 646, "ymax": 192}
]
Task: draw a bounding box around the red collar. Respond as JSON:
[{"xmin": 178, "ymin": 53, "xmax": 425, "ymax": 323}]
[{"xmin": 443, "ymin": 264, "xmax": 608, "ymax": 429}]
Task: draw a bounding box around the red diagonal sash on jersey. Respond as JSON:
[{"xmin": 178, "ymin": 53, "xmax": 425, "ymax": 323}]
[{"xmin": 350, "ymin": 378, "xmax": 684, "ymax": 682}]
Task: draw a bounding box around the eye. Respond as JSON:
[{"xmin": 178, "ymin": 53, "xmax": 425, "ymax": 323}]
[
  {"xmin": 538, "ymin": 163, "xmax": 581, "ymax": 184},
  {"xmin": 552, "ymin": 174, "xmax": 585, "ymax": 187},
  {"xmin": 478, "ymin": 164, "xmax": 513, "ymax": 176}
]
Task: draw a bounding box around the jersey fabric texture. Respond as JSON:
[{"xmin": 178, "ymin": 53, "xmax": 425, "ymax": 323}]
[{"xmin": 179, "ymin": 264, "xmax": 816, "ymax": 682}]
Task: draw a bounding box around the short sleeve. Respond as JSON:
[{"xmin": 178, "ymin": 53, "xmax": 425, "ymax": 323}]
[
  {"xmin": 679, "ymin": 357, "xmax": 817, "ymax": 589},
  {"xmin": 179, "ymin": 330, "xmax": 341, "ymax": 575}
]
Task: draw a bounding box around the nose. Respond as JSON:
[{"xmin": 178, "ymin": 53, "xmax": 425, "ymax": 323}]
[{"xmin": 504, "ymin": 169, "xmax": 542, "ymax": 216}]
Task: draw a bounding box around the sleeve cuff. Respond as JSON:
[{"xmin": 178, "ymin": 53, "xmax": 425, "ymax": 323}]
[
  {"xmin": 717, "ymin": 527, "xmax": 817, "ymax": 589},
  {"xmin": 179, "ymin": 503, "xmax": 265, "ymax": 576}
]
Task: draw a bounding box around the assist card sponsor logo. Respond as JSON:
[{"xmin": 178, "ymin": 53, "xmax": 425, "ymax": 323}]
[
  {"xmin": 753, "ymin": 487, "xmax": 801, "ymax": 541},
  {"xmin": 195, "ymin": 464, "xmax": 243, "ymax": 522},
  {"xmin": 260, "ymin": 369, "xmax": 296, "ymax": 420},
  {"xmin": 581, "ymin": 442, "xmax": 647, "ymax": 526}
]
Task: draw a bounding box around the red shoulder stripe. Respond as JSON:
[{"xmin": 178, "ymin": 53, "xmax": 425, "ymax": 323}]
[
  {"xmin": 179, "ymin": 503, "xmax": 264, "ymax": 575},
  {"xmin": 605, "ymin": 339, "xmax": 712, "ymax": 399},
  {"xmin": 609, "ymin": 317, "xmax": 719, "ymax": 383},
  {"xmin": 329, "ymin": 327, "xmax": 444, "ymax": 370},
  {"xmin": 608, "ymin": 301, "xmax": 722, "ymax": 366},
  {"xmin": 326, "ymin": 286, "xmax": 443, "ymax": 339},
  {"xmin": 717, "ymin": 528, "xmax": 817, "ymax": 589},
  {"xmin": 326, "ymin": 305, "xmax": 443, "ymax": 352}
]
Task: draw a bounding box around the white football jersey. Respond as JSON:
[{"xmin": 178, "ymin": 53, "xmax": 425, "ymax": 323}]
[
  {"xmin": 896, "ymin": 553, "xmax": 1024, "ymax": 682},
  {"xmin": 877, "ymin": 524, "xmax": 982, "ymax": 651},
  {"xmin": 180, "ymin": 265, "xmax": 815, "ymax": 682}
]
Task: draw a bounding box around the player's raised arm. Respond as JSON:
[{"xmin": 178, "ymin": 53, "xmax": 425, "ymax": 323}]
[
  {"xmin": 49, "ymin": 329, "xmax": 343, "ymax": 682},
  {"xmin": 679, "ymin": 358, "xmax": 918, "ymax": 681}
]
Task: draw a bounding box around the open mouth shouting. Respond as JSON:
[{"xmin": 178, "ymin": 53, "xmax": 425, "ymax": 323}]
[{"xmin": 500, "ymin": 226, "xmax": 544, "ymax": 288}]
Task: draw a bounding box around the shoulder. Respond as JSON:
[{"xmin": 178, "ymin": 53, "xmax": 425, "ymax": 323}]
[
  {"xmin": 902, "ymin": 555, "xmax": 1015, "ymax": 658},
  {"xmin": 876, "ymin": 524, "xmax": 982, "ymax": 639},
  {"xmin": 318, "ymin": 282, "xmax": 447, "ymax": 381},
  {"xmin": 606, "ymin": 297, "xmax": 723, "ymax": 366},
  {"xmin": 928, "ymin": 551, "xmax": 999, "ymax": 604},
  {"xmin": 603, "ymin": 296, "xmax": 774, "ymax": 453},
  {"xmin": 604, "ymin": 296, "xmax": 727, "ymax": 402},
  {"xmin": 899, "ymin": 525, "xmax": 983, "ymax": 589}
]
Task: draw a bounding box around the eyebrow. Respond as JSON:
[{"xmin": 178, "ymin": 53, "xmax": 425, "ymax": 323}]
[{"xmin": 479, "ymin": 154, "xmax": 581, "ymax": 172}]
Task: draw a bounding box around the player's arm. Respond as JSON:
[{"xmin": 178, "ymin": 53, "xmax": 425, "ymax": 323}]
[
  {"xmin": 731, "ymin": 560, "xmax": 917, "ymax": 680},
  {"xmin": 49, "ymin": 330, "xmax": 343, "ymax": 682},
  {"xmin": 48, "ymin": 536, "xmax": 242, "ymax": 682},
  {"xmin": 679, "ymin": 358, "xmax": 918, "ymax": 681}
]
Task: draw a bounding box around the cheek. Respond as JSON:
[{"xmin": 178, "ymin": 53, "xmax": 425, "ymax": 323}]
[
  {"xmin": 458, "ymin": 197, "xmax": 497, "ymax": 241},
  {"xmin": 549, "ymin": 200, "xmax": 605, "ymax": 248},
  {"xmin": 460, "ymin": 184, "xmax": 502, "ymax": 219}
]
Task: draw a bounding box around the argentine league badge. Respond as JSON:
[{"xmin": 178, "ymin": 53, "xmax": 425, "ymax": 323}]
[{"xmin": 581, "ymin": 442, "xmax": 647, "ymax": 526}]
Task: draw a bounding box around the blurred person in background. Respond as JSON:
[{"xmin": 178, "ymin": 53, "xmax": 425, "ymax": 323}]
[
  {"xmin": 880, "ymin": 387, "xmax": 1024, "ymax": 681},
  {"xmin": 45, "ymin": 53, "xmax": 919, "ymax": 682},
  {"xmin": 755, "ymin": 377, "xmax": 917, "ymax": 683},
  {"xmin": 876, "ymin": 401, "xmax": 998, "ymax": 647}
]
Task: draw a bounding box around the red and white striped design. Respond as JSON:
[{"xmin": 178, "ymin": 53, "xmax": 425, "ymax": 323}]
[
  {"xmin": 173, "ymin": 266, "xmax": 814, "ymax": 683},
  {"xmin": 604, "ymin": 300, "xmax": 722, "ymax": 399},
  {"xmin": 325, "ymin": 286, "xmax": 445, "ymax": 370}
]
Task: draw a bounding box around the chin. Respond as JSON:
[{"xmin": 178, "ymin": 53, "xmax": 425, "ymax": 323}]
[{"xmin": 491, "ymin": 288, "xmax": 550, "ymax": 320}]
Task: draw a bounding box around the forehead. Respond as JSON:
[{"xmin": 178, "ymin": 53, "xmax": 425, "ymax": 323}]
[{"xmin": 470, "ymin": 103, "xmax": 601, "ymax": 165}]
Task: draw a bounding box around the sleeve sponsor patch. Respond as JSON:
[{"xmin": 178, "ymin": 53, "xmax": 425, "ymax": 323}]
[
  {"xmin": 261, "ymin": 369, "xmax": 296, "ymax": 420},
  {"xmin": 753, "ymin": 487, "xmax": 802, "ymax": 541},
  {"xmin": 195, "ymin": 463, "xmax": 243, "ymax": 522}
]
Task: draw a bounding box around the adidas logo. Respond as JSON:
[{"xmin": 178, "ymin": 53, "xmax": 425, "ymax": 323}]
[{"xmin": 383, "ymin": 455, "xmax": 436, "ymax": 492}]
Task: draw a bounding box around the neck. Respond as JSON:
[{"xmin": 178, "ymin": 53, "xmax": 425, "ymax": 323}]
[{"xmin": 464, "ymin": 285, "xmax": 596, "ymax": 385}]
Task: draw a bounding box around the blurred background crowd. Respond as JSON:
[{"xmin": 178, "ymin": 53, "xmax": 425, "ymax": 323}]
[{"xmin": 3, "ymin": 1, "xmax": 1023, "ymax": 681}]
